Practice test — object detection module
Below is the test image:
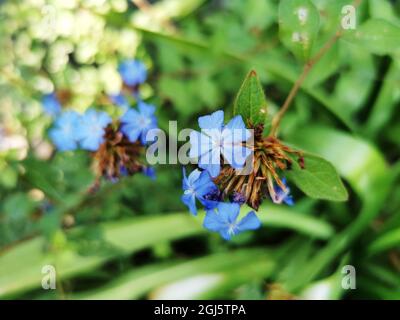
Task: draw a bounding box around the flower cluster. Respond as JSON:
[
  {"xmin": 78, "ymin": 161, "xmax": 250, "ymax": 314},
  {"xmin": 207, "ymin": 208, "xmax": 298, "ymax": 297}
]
[
  {"xmin": 182, "ymin": 110, "xmax": 301, "ymax": 240},
  {"xmin": 182, "ymin": 110, "xmax": 261, "ymax": 240},
  {"xmin": 44, "ymin": 59, "xmax": 157, "ymax": 183}
]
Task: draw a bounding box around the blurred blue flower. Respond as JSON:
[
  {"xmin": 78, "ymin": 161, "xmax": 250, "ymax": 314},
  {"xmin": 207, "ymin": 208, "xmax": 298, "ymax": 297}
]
[
  {"xmin": 49, "ymin": 111, "xmax": 81, "ymax": 151},
  {"xmin": 120, "ymin": 165, "xmax": 129, "ymax": 177},
  {"xmin": 118, "ymin": 59, "xmax": 147, "ymax": 86},
  {"xmin": 273, "ymin": 178, "xmax": 294, "ymax": 206},
  {"xmin": 120, "ymin": 102, "xmax": 158, "ymax": 145},
  {"xmin": 189, "ymin": 110, "xmax": 252, "ymax": 178},
  {"xmin": 181, "ymin": 168, "xmax": 219, "ymax": 216},
  {"xmin": 109, "ymin": 93, "xmax": 130, "ymax": 111},
  {"xmin": 76, "ymin": 109, "xmax": 112, "ymax": 151},
  {"xmin": 203, "ymin": 202, "xmax": 261, "ymax": 240},
  {"xmin": 42, "ymin": 93, "xmax": 62, "ymax": 117},
  {"xmin": 143, "ymin": 166, "xmax": 156, "ymax": 180}
]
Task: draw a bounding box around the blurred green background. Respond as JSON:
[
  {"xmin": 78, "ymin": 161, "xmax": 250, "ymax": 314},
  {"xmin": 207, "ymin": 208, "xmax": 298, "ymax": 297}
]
[{"xmin": 0, "ymin": 0, "xmax": 400, "ymax": 300}]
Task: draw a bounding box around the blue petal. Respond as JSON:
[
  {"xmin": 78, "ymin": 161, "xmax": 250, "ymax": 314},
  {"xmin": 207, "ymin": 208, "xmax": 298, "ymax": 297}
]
[
  {"xmin": 181, "ymin": 193, "xmax": 198, "ymax": 216},
  {"xmin": 194, "ymin": 171, "xmax": 217, "ymax": 197},
  {"xmin": 118, "ymin": 59, "xmax": 147, "ymax": 86},
  {"xmin": 219, "ymin": 229, "xmax": 232, "ymax": 241},
  {"xmin": 42, "ymin": 93, "xmax": 62, "ymax": 117},
  {"xmin": 198, "ymin": 110, "xmax": 224, "ymax": 130},
  {"xmin": 140, "ymin": 124, "xmax": 157, "ymax": 145},
  {"xmin": 109, "ymin": 93, "xmax": 130, "ymax": 110},
  {"xmin": 217, "ymin": 202, "xmax": 241, "ymax": 224},
  {"xmin": 80, "ymin": 135, "xmax": 104, "ymax": 151},
  {"xmin": 120, "ymin": 165, "xmax": 129, "ymax": 176},
  {"xmin": 97, "ymin": 111, "xmax": 112, "ymax": 127},
  {"xmin": 273, "ymin": 178, "xmax": 294, "ymax": 206},
  {"xmin": 225, "ymin": 115, "xmax": 247, "ymax": 131},
  {"xmin": 284, "ymin": 196, "xmax": 294, "ymax": 206},
  {"xmin": 198, "ymin": 161, "xmax": 221, "ymax": 178},
  {"xmin": 189, "ymin": 131, "xmax": 212, "ymax": 159},
  {"xmin": 143, "ymin": 166, "xmax": 156, "ymax": 180},
  {"xmin": 120, "ymin": 108, "xmax": 140, "ymax": 124},
  {"xmin": 203, "ymin": 208, "xmax": 225, "ymax": 231},
  {"xmin": 76, "ymin": 109, "xmax": 111, "ymax": 151},
  {"xmin": 49, "ymin": 128, "xmax": 77, "ymax": 151},
  {"xmin": 187, "ymin": 168, "xmax": 202, "ymax": 186},
  {"xmin": 222, "ymin": 120, "xmax": 251, "ymax": 144},
  {"xmin": 222, "ymin": 144, "xmax": 252, "ymax": 169},
  {"xmin": 138, "ymin": 101, "xmax": 156, "ymax": 118},
  {"xmin": 200, "ymin": 198, "xmax": 219, "ymax": 210},
  {"xmin": 120, "ymin": 105, "xmax": 157, "ymax": 144},
  {"xmin": 182, "ymin": 167, "xmax": 189, "ymax": 189},
  {"xmin": 198, "ymin": 148, "xmax": 221, "ymax": 178},
  {"xmin": 49, "ymin": 111, "xmax": 81, "ymax": 151},
  {"xmin": 236, "ymin": 211, "xmax": 261, "ymax": 232},
  {"xmin": 121, "ymin": 125, "xmax": 141, "ymax": 142}
]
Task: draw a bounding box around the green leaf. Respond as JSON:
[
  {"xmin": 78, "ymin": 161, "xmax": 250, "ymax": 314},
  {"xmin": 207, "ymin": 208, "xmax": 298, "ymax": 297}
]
[
  {"xmin": 304, "ymin": 39, "xmax": 339, "ymax": 87},
  {"xmin": 284, "ymin": 126, "xmax": 393, "ymax": 292},
  {"xmin": 279, "ymin": 0, "xmax": 320, "ymax": 61},
  {"xmin": 287, "ymin": 125, "xmax": 388, "ymax": 198},
  {"xmin": 342, "ymin": 19, "xmax": 400, "ymax": 56},
  {"xmin": 287, "ymin": 154, "xmax": 348, "ymax": 202},
  {"xmin": 368, "ymin": 0, "xmax": 400, "ymax": 27},
  {"xmin": 365, "ymin": 62, "xmax": 400, "ymax": 138},
  {"xmin": 22, "ymin": 157, "xmax": 64, "ymax": 203},
  {"xmin": 0, "ymin": 214, "xmax": 203, "ymax": 298},
  {"xmin": 0, "ymin": 207, "xmax": 332, "ymax": 298},
  {"xmin": 368, "ymin": 228, "xmax": 400, "ymax": 256},
  {"xmin": 259, "ymin": 204, "xmax": 334, "ymax": 239},
  {"xmin": 233, "ymin": 70, "xmax": 268, "ymax": 126},
  {"xmin": 74, "ymin": 249, "xmax": 274, "ymax": 300}
]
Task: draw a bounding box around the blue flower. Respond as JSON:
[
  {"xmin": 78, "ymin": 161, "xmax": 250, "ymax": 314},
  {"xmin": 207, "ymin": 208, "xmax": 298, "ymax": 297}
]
[
  {"xmin": 109, "ymin": 93, "xmax": 130, "ymax": 111},
  {"xmin": 181, "ymin": 168, "xmax": 219, "ymax": 216},
  {"xmin": 189, "ymin": 110, "xmax": 252, "ymax": 178},
  {"xmin": 42, "ymin": 93, "xmax": 62, "ymax": 117},
  {"xmin": 49, "ymin": 111, "xmax": 81, "ymax": 151},
  {"xmin": 120, "ymin": 102, "xmax": 158, "ymax": 145},
  {"xmin": 143, "ymin": 166, "xmax": 156, "ymax": 180},
  {"xmin": 76, "ymin": 109, "xmax": 112, "ymax": 151},
  {"xmin": 118, "ymin": 59, "xmax": 147, "ymax": 86},
  {"xmin": 203, "ymin": 202, "xmax": 261, "ymax": 240},
  {"xmin": 273, "ymin": 178, "xmax": 294, "ymax": 206},
  {"xmin": 120, "ymin": 165, "xmax": 129, "ymax": 177}
]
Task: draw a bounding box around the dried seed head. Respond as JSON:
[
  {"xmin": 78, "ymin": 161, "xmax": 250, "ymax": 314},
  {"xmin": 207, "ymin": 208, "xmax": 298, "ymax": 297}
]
[
  {"xmin": 214, "ymin": 132, "xmax": 303, "ymax": 211},
  {"xmin": 93, "ymin": 125, "xmax": 144, "ymax": 181}
]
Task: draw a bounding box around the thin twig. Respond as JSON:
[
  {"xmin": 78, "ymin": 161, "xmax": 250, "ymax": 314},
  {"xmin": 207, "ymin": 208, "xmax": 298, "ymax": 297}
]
[
  {"xmin": 270, "ymin": 0, "xmax": 363, "ymax": 136},
  {"xmin": 269, "ymin": 31, "xmax": 342, "ymax": 136}
]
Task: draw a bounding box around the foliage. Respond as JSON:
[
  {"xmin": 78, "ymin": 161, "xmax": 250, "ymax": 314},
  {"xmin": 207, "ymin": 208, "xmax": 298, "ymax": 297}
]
[{"xmin": 0, "ymin": 0, "xmax": 400, "ymax": 300}]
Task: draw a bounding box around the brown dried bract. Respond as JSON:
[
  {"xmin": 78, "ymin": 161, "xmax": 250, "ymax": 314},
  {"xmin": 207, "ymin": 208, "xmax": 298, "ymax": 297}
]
[
  {"xmin": 214, "ymin": 124, "xmax": 304, "ymax": 210},
  {"xmin": 93, "ymin": 125, "xmax": 144, "ymax": 180}
]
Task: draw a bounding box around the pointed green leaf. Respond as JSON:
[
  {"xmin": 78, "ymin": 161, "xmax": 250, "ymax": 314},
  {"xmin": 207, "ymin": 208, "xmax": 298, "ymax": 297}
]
[
  {"xmin": 343, "ymin": 19, "xmax": 400, "ymax": 56},
  {"xmin": 279, "ymin": 0, "xmax": 320, "ymax": 61},
  {"xmin": 234, "ymin": 70, "xmax": 268, "ymax": 126},
  {"xmin": 287, "ymin": 154, "xmax": 348, "ymax": 201}
]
